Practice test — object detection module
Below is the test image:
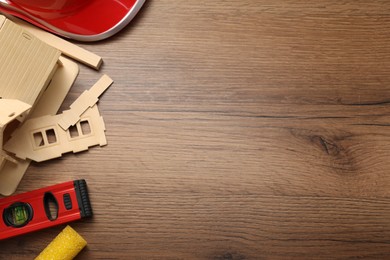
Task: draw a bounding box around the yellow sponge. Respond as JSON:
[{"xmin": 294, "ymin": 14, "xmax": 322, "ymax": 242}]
[{"xmin": 35, "ymin": 225, "xmax": 87, "ymax": 260}]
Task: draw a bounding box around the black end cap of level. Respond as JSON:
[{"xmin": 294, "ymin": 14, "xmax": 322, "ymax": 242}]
[{"xmin": 74, "ymin": 179, "xmax": 93, "ymax": 218}]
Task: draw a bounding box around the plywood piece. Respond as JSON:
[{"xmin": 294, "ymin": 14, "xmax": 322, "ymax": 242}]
[
  {"xmin": 0, "ymin": 99, "xmax": 31, "ymax": 170},
  {"xmin": 0, "ymin": 99, "xmax": 31, "ymax": 163},
  {"xmin": 0, "ymin": 15, "xmax": 5, "ymax": 27},
  {"xmin": 4, "ymin": 75, "xmax": 111, "ymax": 162},
  {"xmin": 31, "ymin": 57, "xmax": 80, "ymax": 117},
  {"xmin": 58, "ymin": 75, "xmax": 113, "ymax": 130},
  {"xmin": 0, "ymin": 16, "xmax": 61, "ymax": 106},
  {"xmin": 5, "ymin": 105, "xmax": 106, "ymax": 162},
  {"xmin": 8, "ymin": 15, "xmax": 103, "ymax": 70},
  {"xmin": 0, "ymin": 57, "xmax": 79, "ymax": 196},
  {"xmin": 0, "ymin": 99, "xmax": 31, "ymax": 127},
  {"xmin": 0, "ymin": 151, "xmax": 17, "ymax": 171}
]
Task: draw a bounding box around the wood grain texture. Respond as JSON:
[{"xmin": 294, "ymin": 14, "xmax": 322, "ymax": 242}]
[{"xmin": 2, "ymin": 0, "xmax": 390, "ymax": 259}]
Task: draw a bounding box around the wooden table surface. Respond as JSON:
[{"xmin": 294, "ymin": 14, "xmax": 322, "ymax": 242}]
[{"xmin": 2, "ymin": 1, "xmax": 390, "ymax": 259}]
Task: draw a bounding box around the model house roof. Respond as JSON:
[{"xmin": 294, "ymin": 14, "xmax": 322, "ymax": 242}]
[{"xmin": 0, "ymin": 15, "xmax": 60, "ymax": 106}]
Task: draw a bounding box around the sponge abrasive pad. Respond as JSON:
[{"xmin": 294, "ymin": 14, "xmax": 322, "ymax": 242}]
[{"xmin": 35, "ymin": 225, "xmax": 87, "ymax": 260}]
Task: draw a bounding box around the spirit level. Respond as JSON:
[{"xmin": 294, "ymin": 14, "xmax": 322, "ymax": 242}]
[{"xmin": 0, "ymin": 179, "xmax": 92, "ymax": 240}]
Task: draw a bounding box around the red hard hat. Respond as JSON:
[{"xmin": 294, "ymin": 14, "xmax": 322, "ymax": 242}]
[{"xmin": 0, "ymin": 0, "xmax": 145, "ymax": 41}]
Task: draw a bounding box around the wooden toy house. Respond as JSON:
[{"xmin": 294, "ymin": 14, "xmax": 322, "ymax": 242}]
[{"xmin": 0, "ymin": 15, "xmax": 112, "ymax": 196}]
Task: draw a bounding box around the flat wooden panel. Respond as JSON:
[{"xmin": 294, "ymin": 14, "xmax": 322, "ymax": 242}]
[
  {"xmin": 0, "ymin": 17, "xmax": 60, "ymax": 105},
  {"xmin": 2, "ymin": 1, "xmax": 390, "ymax": 259}
]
